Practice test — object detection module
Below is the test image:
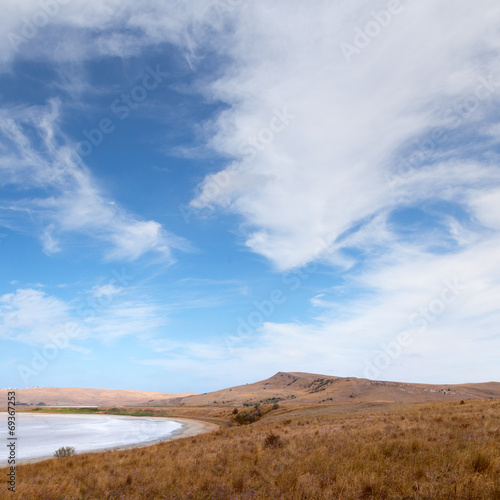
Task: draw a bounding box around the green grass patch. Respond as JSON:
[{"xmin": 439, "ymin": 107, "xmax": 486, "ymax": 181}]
[{"xmin": 29, "ymin": 408, "xmax": 100, "ymax": 414}]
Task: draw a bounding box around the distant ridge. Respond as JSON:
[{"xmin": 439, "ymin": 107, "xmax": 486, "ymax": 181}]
[
  {"xmin": 3, "ymin": 373, "xmax": 499, "ymax": 408},
  {"xmin": 0, "ymin": 387, "xmax": 197, "ymax": 407}
]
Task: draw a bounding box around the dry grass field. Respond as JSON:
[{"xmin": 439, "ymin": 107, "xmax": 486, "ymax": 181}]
[{"xmin": 3, "ymin": 399, "xmax": 499, "ymax": 499}]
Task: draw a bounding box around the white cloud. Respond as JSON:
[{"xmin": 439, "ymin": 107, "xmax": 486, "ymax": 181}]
[
  {"xmin": 0, "ymin": 101, "xmax": 186, "ymax": 261},
  {"xmin": 188, "ymin": 1, "xmax": 500, "ymax": 270},
  {"xmin": 85, "ymin": 299, "xmax": 168, "ymax": 342},
  {"xmin": 91, "ymin": 284, "xmax": 123, "ymax": 298},
  {"xmin": 3, "ymin": 2, "xmax": 499, "ymax": 269},
  {"xmin": 1, "ymin": 1, "xmax": 500, "ymax": 385},
  {"xmin": 140, "ymin": 231, "xmax": 500, "ymax": 385},
  {"xmin": 0, "ymin": 288, "xmax": 77, "ymax": 346},
  {"xmin": 0, "ymin": 285, "xmax": 170, "ymax": 347},
  {"xmin": 0, "ymin": 0, "xmax": 239, "ymax": 67},
  {"xmin": 177, "ymin": 1, "xmax": 500, "ymax": 382}
]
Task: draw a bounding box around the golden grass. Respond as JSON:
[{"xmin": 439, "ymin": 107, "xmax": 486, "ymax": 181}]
[{"xmin": 3, "ymin": 399, "xmax": 499, "ymax": 499}]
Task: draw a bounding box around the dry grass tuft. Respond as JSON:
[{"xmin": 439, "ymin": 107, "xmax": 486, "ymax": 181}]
[{"xmin": 472, "ymin": 451, "xmax": 492, "ymax": 473}]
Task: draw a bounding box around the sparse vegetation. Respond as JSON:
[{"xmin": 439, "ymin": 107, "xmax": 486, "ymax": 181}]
[
  {"xmin": 263, "ymin": 431, "xmax": 283, "ymax": 448},
  {"xmin": 233, "ymin": 409, "xmax": 258, "ymax": 425},
  {"xmin": 244, "ymin": 395, "xmax": 295, "ymax": 406},
  {"xmin": 260, "ymin": 397, "xmax": 284, "ymax": 405},
  {"xmin": 54, "ymin": 446, "xmax": 76, "ymax": 458},
  {"xmin": 308, "ymin": 377, "xmax": 338, "ymax": 393},
  {"xmin": 4, "ymin": 399, "xmax": 499, "ymax": 499},
  {"xmin": 30, "ymin": 407, "xmax": 99, "ymax": 414}
]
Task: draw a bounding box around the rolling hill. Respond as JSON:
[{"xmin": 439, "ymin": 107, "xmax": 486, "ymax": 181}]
[{"xmin": 151, "ymin": 372, "xmax": 500, "ymax": 407}]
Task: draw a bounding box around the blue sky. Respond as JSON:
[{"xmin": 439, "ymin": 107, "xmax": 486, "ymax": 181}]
[{"xmin": 1, "ymin": 1, "xmax": 500, "ymax": 392}]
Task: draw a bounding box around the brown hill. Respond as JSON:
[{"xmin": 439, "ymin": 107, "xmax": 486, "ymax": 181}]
[
  {"xmin": 0, "ymin": 387, "xmax": 196, "ymax": 407},
  {"xmin": 148, "ymin": 372, "xmax": 500, "ymax": 407}
]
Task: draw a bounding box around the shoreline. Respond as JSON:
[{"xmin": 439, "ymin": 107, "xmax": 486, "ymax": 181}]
[{"xmin": 0, "ymin": 414, "xmax": 219, "ymax": 467}]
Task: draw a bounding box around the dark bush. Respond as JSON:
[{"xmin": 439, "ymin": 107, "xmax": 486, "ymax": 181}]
[
  {"xmin": 234, "ymin": 412, "xmax": 257, "ymax": 425},
  {"xmin": 264, "ymin": 432, "xmax": 283, "ymax": 448}
]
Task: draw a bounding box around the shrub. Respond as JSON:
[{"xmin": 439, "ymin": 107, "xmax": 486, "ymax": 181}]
[
  {"xmin": 263, "ymin": 432, "xmax": 283, "ymax": 448},
  {"xmin": 233, "ymin": 412, "xmax": 257, "ymax": 425},
  {"xmin": 54, "ymin": 446, "xmax": 76, "ymax": 458}
]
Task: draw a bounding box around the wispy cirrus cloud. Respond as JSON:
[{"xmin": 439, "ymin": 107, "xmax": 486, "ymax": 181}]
[
  {"xmin": 138, "ymin": 230, "xmax": 500, "ymax": 385},
  {"xmin": 0, "ymin": 287, "xmax": 74, "ymax": 346},
  {"xmin": 0, "ymin": 284, "xmax": 170, "ymax": 347},
  {"xmin": 126, "ymin": 0, "xmax": 500, "ymax": 387},
  {"xmin": 0, "ymin": 0, "xmax": 238, "ymax": 67},
  {"xmin": 190, "ymin": 1, "xmax": 500, "ymax": 271},
  {"xmin": 5, "ymin": 2, "xmax": 499, "ymax": 271},
  {"xmin": 0, "ymin": 101, "xmax": 187, "ymax": 261}
]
